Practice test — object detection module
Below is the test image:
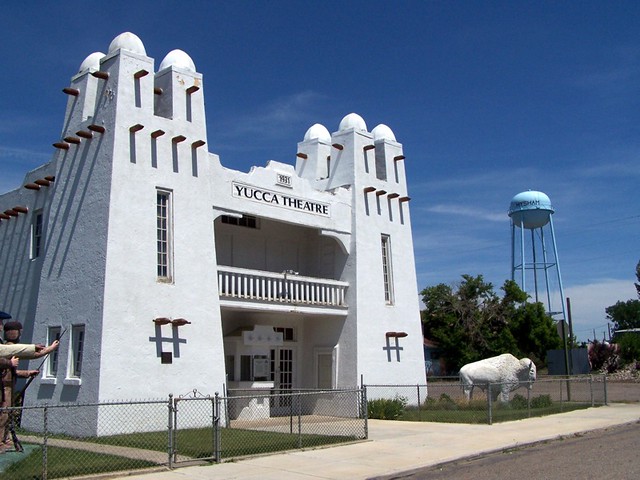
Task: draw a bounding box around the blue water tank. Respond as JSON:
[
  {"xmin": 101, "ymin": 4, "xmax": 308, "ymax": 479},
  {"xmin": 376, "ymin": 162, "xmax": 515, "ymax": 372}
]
[{"xmin": 508, "ymin": 191, "xmax": 554, "ymax": 229}]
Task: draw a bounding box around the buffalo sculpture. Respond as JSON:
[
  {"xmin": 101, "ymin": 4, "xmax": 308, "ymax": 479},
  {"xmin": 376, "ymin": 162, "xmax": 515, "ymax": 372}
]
[{"xmin": 459, "ymin": 353, "xmax": 537, "ymax": 403}]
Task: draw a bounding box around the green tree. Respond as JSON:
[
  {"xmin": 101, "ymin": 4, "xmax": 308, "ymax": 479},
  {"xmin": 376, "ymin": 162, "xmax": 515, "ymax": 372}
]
[
  {"xmin": 606, "ymin": 259, "xmax": 640, "ymax": 331},
  {"xmin": 421, "ymin": 275, "xmax": 561, "ymax": 372},
  {"xmin": 606, "ymin": 300, "xmax": 640, "ymax": 331}
]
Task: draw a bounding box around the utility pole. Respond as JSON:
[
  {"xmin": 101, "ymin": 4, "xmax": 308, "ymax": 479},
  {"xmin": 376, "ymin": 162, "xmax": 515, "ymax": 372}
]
[{"xmin": 566, "ymin": 297, "xmax": 574, "ymax": 375}]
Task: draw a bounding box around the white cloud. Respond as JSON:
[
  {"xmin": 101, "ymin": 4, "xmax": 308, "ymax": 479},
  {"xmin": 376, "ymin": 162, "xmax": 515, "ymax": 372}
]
[
  {"xmin": 423, "ymin": 204, "xmax": 505, "ymax": 222},
  {"xmin": 214, "ymin": 90, "xmax": 327, "ymax": 142},
  {"xmin": 564, "ymin": 279, "xmax": 637, "ymax": 343}
]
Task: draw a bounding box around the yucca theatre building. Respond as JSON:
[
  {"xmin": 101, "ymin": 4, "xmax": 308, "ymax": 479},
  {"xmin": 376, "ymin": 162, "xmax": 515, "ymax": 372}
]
[{"xmin": 0, "ymin": 33, "xmax": 425, "ymax": 434}]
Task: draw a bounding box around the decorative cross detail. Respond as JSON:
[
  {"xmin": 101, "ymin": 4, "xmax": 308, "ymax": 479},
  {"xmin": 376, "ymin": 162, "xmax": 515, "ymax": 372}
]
[
  {"xmin": 149, "ymin": 324, "xmax": 187, "ymax": 362},
  {"xmin": 383, "ymin": 336, "xmax": 404, "ymax": 362}
]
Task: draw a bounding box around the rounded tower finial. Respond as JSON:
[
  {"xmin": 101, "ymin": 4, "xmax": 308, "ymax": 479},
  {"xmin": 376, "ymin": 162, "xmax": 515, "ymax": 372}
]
[
  {"xmin": 78, "ymin": 52, "xmax": 105, "ymax": 73},
  {"xmin": 339, "ymin": 113, "xmax": 367, "ymax": 132},
  {"xmin": 303, "ymin": 124, "xmax": 331, "ymax": 143},
  {"xmin": 508, "ymin": 190, "xmax": 554, "ymax": 229},
  {"xmin": 108, "ymin": 32, "xmax": 146, "ymax": 56},
  {"xmin": 372, "ymin": 124, "xmax": 396, "ymax": 142},
  {"xmin": 159, "ymin": 49, "xmax": 196, "ymax": 72}
]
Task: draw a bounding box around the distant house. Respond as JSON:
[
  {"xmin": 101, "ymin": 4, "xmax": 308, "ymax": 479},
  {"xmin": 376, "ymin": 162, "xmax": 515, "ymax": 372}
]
[{"xmin": 612, "ymin": 328, "xmax": 640, "ymax": 342}]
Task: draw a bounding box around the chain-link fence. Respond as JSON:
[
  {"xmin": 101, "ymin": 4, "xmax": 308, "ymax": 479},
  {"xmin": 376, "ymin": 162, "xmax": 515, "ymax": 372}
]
[
  {"xmin": 0, "ymin": 388, "xmax": 366, "ymax": 480},
  {"xmin": 366, "ymin": 375, "xmax": 609, "ymax": 425}
]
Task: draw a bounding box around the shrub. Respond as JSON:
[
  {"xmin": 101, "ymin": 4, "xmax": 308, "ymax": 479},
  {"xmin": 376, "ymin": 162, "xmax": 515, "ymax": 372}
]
[
  {"xmin": 437, "ymin": 393, "xmax": 458, "ymax": 410},
  {"xmin": 367, "ymin": 395, "xmax": 408, "ymax": 420},
  {"xmin": 530, "ymin": 394, "xmax": 552, "ymax": 408},
  {"xmin": 511, "ymin": 394, "xmax": 528, "ymax": 409}
]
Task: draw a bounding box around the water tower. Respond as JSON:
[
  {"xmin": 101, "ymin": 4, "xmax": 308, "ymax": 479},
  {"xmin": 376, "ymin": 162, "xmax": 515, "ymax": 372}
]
[{"xmin": 508, "ymin": 191, "xmax": 567, "ymax": 325}]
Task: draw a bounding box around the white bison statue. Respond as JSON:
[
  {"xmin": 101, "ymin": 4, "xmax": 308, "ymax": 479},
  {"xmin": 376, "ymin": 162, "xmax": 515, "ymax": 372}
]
[{"xmin": 459, "ymin": 353, "xmax": 536, "ymax": 403}]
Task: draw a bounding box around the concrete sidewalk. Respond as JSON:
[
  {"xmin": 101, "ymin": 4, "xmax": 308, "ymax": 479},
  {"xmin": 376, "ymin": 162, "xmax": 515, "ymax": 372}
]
[{"xmin": 116, "ymin": 403, "xmax": 640, "ymax": 480}]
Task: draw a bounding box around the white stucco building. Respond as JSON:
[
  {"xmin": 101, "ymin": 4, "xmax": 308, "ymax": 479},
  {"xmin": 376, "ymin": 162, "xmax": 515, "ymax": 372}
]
[{"xmin": 0, "ymin": 33, "xmax": 425, "ymax": 434}]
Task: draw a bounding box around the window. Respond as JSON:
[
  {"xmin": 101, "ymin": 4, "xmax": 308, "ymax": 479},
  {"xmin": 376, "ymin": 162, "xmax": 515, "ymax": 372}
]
[
  {"xmin": 157, "ymin": 189, "xmax": 173, "ymax": 280},
  {"xmin": 221, "ymin": 214, "xmax": 258, "ymax": 229},
  {"xmin": 381, "ymin": 234, "xmax": 394, "ymax": 304},
  {"xmin": 31, "ymin": 211, "xmax": 43, "ymax": 259},
  {"xmin": 46, "ymin": 326, "xmax": 61, "ymax": 378},
  {"xmin": 274, "ymin": 327, "xmax": 295, "ymax": 341},
  {"xmin": 69, "ymin": 325, "xmax": 85, "ymax": 378}
]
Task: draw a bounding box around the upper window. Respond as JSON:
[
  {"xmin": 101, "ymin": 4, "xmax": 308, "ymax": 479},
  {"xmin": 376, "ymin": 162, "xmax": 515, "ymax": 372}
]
[
  {"xmin": 157, "ymin": 189, "xmax": 173, "ymax": 281},
  {"xmin": 46, "ymin": 326, "xmax": 62, "ymax": 378},
  {"xmin": 31, "ymin": 211, "xmax": 44, "ymax": 259},
  {"xmin": 221, "ymin": 214, "xmax": 258, "ymax": 229},
  {"xmin": 381, "ymin": 234, "xmax": 395, "ymax": 305}
]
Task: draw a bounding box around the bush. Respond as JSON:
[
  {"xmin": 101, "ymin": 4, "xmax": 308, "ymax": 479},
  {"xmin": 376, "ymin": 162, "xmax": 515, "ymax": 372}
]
[
  {"xmin": 530, "ymin": 394, "xmax": 552, "ymax": 408},
  {"xmin": 367, "ymin": 395, "xmax": 408, "ymax": 420},
  {"xmin": 511, "ymin": 394, "xmax": 528, "ymax": 409},
  {"xmin": 436, "ymin": 393, "xmax": 458, "ymax": 410}
]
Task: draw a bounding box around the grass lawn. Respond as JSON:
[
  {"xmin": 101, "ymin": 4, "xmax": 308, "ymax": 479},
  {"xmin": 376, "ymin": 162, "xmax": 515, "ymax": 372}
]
[
  {"xmin": 4, "ymin": 427, "xmax": 359, "ymax": 479},
  {"xmin": 2, "ymin": 446, "xmax": 156, "ymax": 480},
  {"xmin": 89, "ymin": 427, "xmax": 359, "ymax": 459},
  {"xmin": 399, "ymin": 402, "xmax": 595, "ymax": 423}
]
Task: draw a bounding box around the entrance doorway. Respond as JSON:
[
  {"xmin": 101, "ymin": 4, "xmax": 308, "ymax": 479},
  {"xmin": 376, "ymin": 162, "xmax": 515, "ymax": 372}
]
[{"xmin": 270, "ymin": 347, "xmax": 295, "ymax": 415}]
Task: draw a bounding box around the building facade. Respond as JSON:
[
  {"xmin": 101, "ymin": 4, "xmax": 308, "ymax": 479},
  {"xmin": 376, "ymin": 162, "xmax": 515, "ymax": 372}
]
[{"xmin": 0, "ymin": 33, "xmax": 425, "ymax": 434}]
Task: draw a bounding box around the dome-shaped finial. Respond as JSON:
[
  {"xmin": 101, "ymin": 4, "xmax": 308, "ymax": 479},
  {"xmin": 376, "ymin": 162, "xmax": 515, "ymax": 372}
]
[
  {"xmin": 372, "ymin": 124, "xmax": 396, "ymax": 141},
  {"xmin": 159, "ymin": 49, "xmax": 196, "ymax": 72},
  {"xmin": 108, "ymin": 32, "xmax": 146, "ymax": 56},
  {"xmin": 78, "ymin": 52, "xmax": 105, "ymax": 73},
  {"xmin": 339, "ymin": 113, "xmax": 367, "ymax": 132},
  {"xmin": 303, "ymin": 124, "xmax": 331, "ymax": 143}
]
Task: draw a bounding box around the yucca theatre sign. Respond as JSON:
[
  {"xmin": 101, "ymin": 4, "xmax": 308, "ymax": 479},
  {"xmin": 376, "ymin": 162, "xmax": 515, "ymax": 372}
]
[{"xmin": 232, "ymin": 182, "xmax": 330, "ymax": 216}]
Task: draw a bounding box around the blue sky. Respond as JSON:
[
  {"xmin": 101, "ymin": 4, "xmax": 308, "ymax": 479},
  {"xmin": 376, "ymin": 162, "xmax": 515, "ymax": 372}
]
[{"xmin": 1, "ymin": 2, "xmax": 638, "ymax": 342}]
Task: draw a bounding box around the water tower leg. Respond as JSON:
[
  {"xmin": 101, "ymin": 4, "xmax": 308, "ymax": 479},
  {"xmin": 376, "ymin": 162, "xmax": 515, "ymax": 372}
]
[
  {"xmin": 540, "ymin": 227, "xmax": 553, "ymax": 313},
  {"xmin": 520, "ymin": 221, "xmax": 526, "ymax": 292},
  {"xmin": 531, "ymin": 228, "xmax": 539, "ymax": 303}
]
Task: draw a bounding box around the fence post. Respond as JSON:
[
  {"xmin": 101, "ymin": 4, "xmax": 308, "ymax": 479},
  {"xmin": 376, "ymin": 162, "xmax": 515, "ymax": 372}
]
[
  {"xmin": 214, "ymin": 397, "xmax": 217, "ymax": 460},
  {"xmin": 603, "ymin": 374, "xmax": 608, "ymax": 406},
  {"xmin": 362, "ymin": 386, "xmax": 369, "ymax": 439},
  {"xmin": 527, "ymin": 381, "xmax": 531, "ymax": 418},
  {"xmin": 42, "ymin": 405, "xmax": 49, "ymax": 480},
  {"xmin": 214, "ymin": 392, "xmax": 221, "ymax": 463},
  {"xmin": 297, "ymin": 391, "xmax": 302, "ymax": 449},
  {"xmin": 487, "ymin": 384, "xmax": 493, "ymax": 425},
  {"xmin": 289, "ymin": 391, "xmax": 294, "ymax": 434},
  {"xmin": 167, "ymin": 394, "xmax": 174, "ymax": 469},
  {"xmin": 416, "ymin": 384, "xmax": 422, "ymax": 421}
]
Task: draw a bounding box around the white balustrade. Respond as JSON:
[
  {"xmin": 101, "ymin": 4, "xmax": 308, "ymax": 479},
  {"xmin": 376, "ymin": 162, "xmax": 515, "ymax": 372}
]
[{"xmin": 217, "ymin": 266, "xmax": 348, "ymax": 307}]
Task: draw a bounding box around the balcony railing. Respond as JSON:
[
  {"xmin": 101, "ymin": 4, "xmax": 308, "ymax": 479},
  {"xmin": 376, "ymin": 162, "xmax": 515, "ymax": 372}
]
[{"xmin": 217, "ymin": 266, "xmax": 348, "ymax": 307}]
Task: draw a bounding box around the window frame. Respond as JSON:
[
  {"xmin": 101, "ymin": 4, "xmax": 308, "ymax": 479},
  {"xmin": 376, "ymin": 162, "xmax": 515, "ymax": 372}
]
[
  {"xmin": 66, "ymin": 324, "xmax": 85, "ymax": 383},
  {"xmin": 156, "ymin": 188, "xmax": 174, "ymax": 282},
  {"xmin": 381, "ymin": 234, "xmax": 395, "ymax": 305},
  {"xmin": 30, "ymin": 210, "xmax": 44, "ymax": 259}
]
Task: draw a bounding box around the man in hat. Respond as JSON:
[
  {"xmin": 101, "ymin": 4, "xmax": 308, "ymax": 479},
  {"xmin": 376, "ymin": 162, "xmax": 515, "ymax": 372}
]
[
  {"xmin": 0, "ymin": 320, "xmax": 58, "ymax": 453},
  {"xmin": 0, "ymin": 311, "xmax": 15, "ymax": 370}
]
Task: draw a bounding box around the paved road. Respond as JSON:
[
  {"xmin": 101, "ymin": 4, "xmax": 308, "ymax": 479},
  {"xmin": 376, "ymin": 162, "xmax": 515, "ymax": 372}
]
[{"xmin": 379, "ymin": 421, "xmax": 640, "ymax": 480}]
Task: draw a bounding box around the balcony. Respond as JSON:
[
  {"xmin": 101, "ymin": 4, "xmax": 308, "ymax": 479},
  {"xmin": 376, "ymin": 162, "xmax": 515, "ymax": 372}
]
[{"xmin": 217, "ymin": 266, "xmax": 348, "ymax": 314}]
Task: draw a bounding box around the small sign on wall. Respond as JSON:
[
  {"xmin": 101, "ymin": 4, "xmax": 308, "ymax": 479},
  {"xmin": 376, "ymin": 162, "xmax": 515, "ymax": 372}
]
[{"xmin": 276, "ymin": 173, "xmax": 292, "ymax": 188}]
